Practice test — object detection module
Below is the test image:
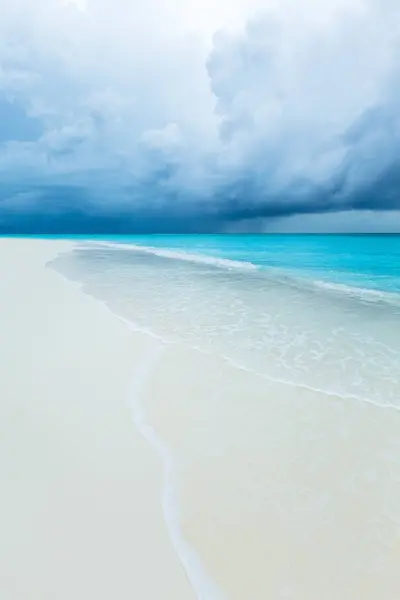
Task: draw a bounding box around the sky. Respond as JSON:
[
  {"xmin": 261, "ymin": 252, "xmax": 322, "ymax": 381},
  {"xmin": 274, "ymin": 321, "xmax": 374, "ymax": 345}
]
[{"xmin": 0, "ymin": 0, "xmax": 399, "ymax": 233}]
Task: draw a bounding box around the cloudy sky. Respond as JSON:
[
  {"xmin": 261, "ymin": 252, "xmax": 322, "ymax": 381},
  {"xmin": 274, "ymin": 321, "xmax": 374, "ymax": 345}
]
[{"xmin": 0, "ymin": 0, "xmax": 399, "ymax": 232}]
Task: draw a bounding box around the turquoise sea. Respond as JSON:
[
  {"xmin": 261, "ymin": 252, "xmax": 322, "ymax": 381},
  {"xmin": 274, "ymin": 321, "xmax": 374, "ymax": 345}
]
[{"xmin": 51, "ymin": 234, "xmax": 400, "ymax": 408}]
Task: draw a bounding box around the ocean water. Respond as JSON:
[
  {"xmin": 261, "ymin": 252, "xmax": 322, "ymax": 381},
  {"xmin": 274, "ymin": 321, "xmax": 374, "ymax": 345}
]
[{"xmin": 51, "ymin": 234, "xmax": 400, "ymax": 408}]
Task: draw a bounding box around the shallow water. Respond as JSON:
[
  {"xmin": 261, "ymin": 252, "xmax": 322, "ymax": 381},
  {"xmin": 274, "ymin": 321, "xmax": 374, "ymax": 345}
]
[{"xmin": 51, "ymin": 235, "xmax": 400, "ymax": 408}]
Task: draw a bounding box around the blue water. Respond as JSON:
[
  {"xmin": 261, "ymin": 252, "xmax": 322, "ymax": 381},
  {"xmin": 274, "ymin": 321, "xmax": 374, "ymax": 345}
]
[
  {"xmin": 40, "ymin": 233, "xmax": 400, "ymax": 293},
  {"xmin": 142, "ymin": 234, "xmax": 400, "ymax": 294},
  {"xmin": 50, "ymin": 234, "xmax": 400, "ymax": 407}
]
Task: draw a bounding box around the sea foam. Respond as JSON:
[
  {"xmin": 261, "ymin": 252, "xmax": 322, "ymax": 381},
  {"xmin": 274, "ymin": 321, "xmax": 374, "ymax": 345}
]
[
  {"xmin": 87, "ymin": 241, "xmax": 259, "ymax": 271},
  {"xmin": 128, "ymin": 341, "xmax": 225, "ymax": 600}
]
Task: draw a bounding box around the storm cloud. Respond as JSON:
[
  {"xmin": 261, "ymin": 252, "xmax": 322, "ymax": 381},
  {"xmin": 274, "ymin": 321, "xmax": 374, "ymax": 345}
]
[{"xmin": 0, "ymin": 0, "xmax": 399, "ymax": 232}]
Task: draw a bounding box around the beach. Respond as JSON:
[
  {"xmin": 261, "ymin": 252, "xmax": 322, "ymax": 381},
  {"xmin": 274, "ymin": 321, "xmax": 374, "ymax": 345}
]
[
  {"xmin": 0, "ymin": 239, "xmax": 195, "ymax": 600},
  {"xmin": 1, "ymin": 237, "xmax": 400, "ymax": 600}
]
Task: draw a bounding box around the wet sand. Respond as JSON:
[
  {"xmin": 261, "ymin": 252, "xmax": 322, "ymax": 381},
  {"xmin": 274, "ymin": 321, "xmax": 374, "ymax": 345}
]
[{"xmin": 142, "ymin": 343, "xmax": 400, "ymax": 599}]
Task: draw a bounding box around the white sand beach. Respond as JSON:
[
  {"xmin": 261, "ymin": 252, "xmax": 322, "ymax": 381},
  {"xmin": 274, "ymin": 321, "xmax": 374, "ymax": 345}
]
[
  {"xmin": 0, "ymin": 239, "xmax": 195, "ymax": 600},
  {"xmin": 1, "ymin": 238, "xmax": 400, "ymax": 600}
]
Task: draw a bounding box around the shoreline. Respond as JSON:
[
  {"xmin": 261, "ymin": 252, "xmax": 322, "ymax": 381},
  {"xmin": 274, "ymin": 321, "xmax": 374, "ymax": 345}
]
[
  {"xmin": 2, "ymin": 237, "xmax": 400, "ymax": 600},
  {"xmin": 128, "ymin": 342, "xmax": 224, "ymax": 600},
  {"xmin": 50, "ymin": 242, "xmax": 225, "ymax": 598}
]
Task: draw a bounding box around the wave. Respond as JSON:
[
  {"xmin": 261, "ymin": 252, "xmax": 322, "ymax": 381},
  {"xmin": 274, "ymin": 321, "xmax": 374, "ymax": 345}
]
[
  {"xmin": 312, "ymin": 279, "xmax": 400, "ymax": 307},
  {"xmin": 83, "ymin": 240, "xmax": 400, "ymax": 307},
  {"xmin": 50, "ymin": 253, "xmax": 400, "ymax": 411},
  {"xmin": 86, "ymin": 241, "xmax": 259, "ymax": 271}
]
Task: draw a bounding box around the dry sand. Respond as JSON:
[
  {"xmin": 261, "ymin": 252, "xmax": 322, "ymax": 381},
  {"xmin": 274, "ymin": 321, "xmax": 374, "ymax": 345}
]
[{"xmin": 0, "ymin": 239, "xmax": 194, "ymax": 600}]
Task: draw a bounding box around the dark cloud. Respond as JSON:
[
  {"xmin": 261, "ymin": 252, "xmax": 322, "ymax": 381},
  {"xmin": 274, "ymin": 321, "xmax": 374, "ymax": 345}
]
[{"xmin": 0, "ymin": 1, "xmax": 399, "ymax": 232}]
